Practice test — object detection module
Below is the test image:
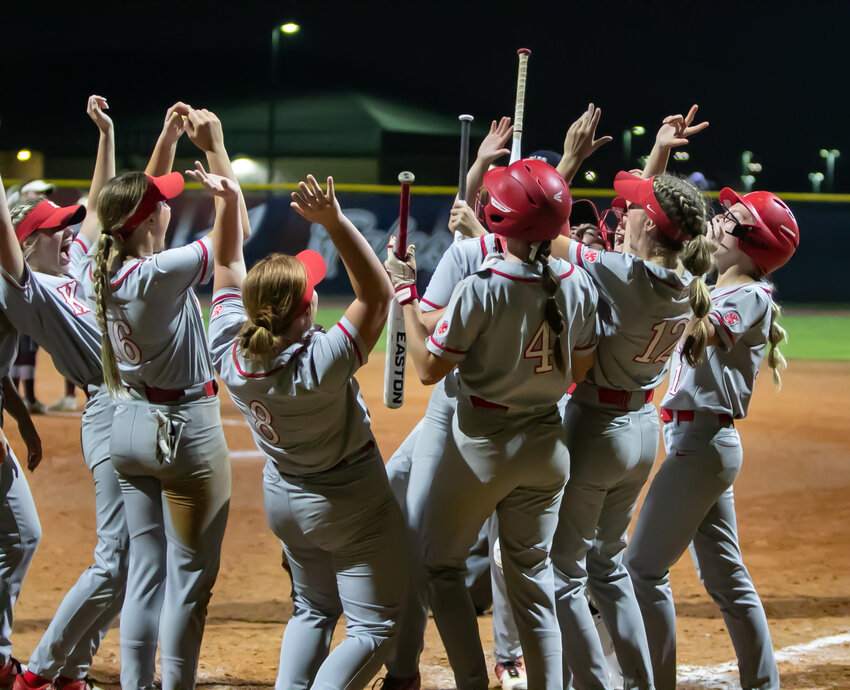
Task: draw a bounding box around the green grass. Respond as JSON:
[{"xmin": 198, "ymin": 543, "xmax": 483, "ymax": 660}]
[
  {"xmin": 203, "ymin": 305, "xmax": 849, "ymax": 361},
  {"xmin": 779, "ymin": 314, "xmax": 850, "ymax": 361}
]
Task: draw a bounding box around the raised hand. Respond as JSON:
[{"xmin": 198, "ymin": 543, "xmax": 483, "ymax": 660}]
[
  {"xmin": 290, "ymin": 175, "xmax": 341, "ymax": 227},
  {"xmin": 477, "ymin": 117, "xmax": 513, "ymax": 165},
  {"xmin": 86, "ymin": 94, "xmax": 113, "ymax": 134},
  {"xmin": 656, "ymin": 104, "xmax": 709, "ymax": 149},
  {"xmin": 185, "ymin": 160, "xmax": 239, "ymax": 199},
  {"xmin": 161, "ymin": 101, "xmax": 191, "ymax": 144},
  {"xmin": 448, "ymin": 200, "xmax": 486, "ymax": 238},
  {"xmin": 563, "ymin": 103, "xmax": 613, "ymax": 163},
  {"xmin": 185, "ymin": 108, "xmax": 225, "ymax": 153}
]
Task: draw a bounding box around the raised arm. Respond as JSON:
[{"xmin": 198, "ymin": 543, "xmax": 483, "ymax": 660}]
[
  {"xmin": 291, "ymin": 175, "xmax": 392, "ymax": 352},
  {"xmin": 642, "ymin": 104, "xmax": 708, "ymax": 179},
  {"xmin": 185, "ymin": 108, "xmax": 251, "ymax": 239},
  {"xmin": 556, "ymin": 103, "xmax": 613, "ymax": 184},
  {"xmin": 0, "ymin": 173, "xmax": 25, "ymax": 282},
  {"xmin": 78, "ymin": 95, "xmax": 116, "ymax": 247},
  {"xmin": 464, "ymin": 117, "xmax": 512, "ymax": 205},
  {"xmin": 145, "ymin": 101, "xmax": 191, "ymax": 177},
  {"xmin": 186, "ymin": 162, "xmax": 245, "ymax": 293}
]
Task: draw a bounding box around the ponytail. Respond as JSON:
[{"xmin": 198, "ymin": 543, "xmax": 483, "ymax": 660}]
[
  {"xmin": 767, "ymin": 299, "xmax": 788, "ymax": 390},
  {"xmin": 530, "ymin": 242, "xmax": 567, "ymax": 377},
  {"xmin": 680, "ymin": 233, "xmax": 713, "ymax": 366},
  {"xmin": 91, "ymin": 232, "xmax": 128, "ymax": 399},
  {"xmin": 237, "ymin": 310, "xmax": 285, "ymax": 363}
]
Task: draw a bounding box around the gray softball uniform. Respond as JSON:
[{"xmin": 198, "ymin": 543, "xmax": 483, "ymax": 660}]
[
  {"xmin": 627, "ymin": 281, "xmax": 779, "ymax": 690},
  {"xmin": 551, "ymin": 241, "xmax": 696, "ymax": 689},
  {"xmin": 383, "ymin": 234, "xmax": 522, "ymax": 680},
  {"xmin": 80, "ymin": 236, "xmax": 230, "ymax": 690},
  {"xmin": 423, "ymin": 253, "xmax": 597, "ymax": 690},
  {"xmin": 0, "ymin": 314, "xmax": 41, "ymax": 671},
  {"xmin": 0, "ymin": 236, "xmax": 126, "ymax": 683},
  {"xmin": 209, "ymin": 289, "xmax": 406, "ymax": 690}
]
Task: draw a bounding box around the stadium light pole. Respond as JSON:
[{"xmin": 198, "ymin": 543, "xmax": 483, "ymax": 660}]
[
  {"xmin": 622, "ymin": 125, "xmax": 645, "ymax": 162},
  {"xmin": 268, "ymin": 22, "xmax": 301, "ymax": 184},
  {"xmin": 808, "ymin": 172, "xmax": 824, "ymax": 193},
  {"xmin": 820, "ymin": 148, "xmax": 840, "ymax": 192}
]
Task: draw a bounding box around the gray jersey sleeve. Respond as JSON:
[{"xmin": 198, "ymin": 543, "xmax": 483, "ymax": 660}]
[
  {"xmin": 421, "ymin": 235, "xmax": 498, "ymax": 311},
  {"xmin": 708, "ymin": 284, "xmax": 771, "ymax": 352},
  {"xmin": 569, "ymin": 240, "xmax": 639, "ymax": 306},
  {"xmin": 425, "ymin": 276, "xmax": 487, "ymax": 363},
  {"xmin": 149, "ymin": 237, "xmax": 214, "ymax": 292},
  {"xmin": 207, "ymin": 288, "xmax": 247, "ymax": 372},
  {"xmin": 69, "ymin": 235, "xmax": 91, "ymax": 282}
]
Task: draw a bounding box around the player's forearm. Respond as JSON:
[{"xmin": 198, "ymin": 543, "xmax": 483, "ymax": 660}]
[
  {"xmin": 80, "ymin": 129, "xmax": 116, "ymax": 246},
  {"xmin": 402, "ymin": 302, "xmax": 445, "ymax": 385},
  {"xmin": 211, "ymin": 195, "xmax": 246, "ymax": 291},
  {"xmin": 0, "ymin": 178, "xmax": 25, "ymax": 282},
  {"xmin": 642, "ymin": 141, "xmax": 671, "ymax": 179},
  {"xmin": 2, "ymin": 377, "xmax": 33, "ymax": 427},
  {"xmin": 556, "ymin": 154, "xmax": 581, "ymax": 184},
  {"xmin": 328, "ymin": 215, "xmax": 393, "ymax": 307},
  {"xmin": 145, "ymin": 132, "xmax": 178, "ymax": 177},
  {"xmin": 204, "ymin": 145, "xmax": 251, "ymax": 239},
  {"xmin": 465, "ymin": 159, "xmax": 488, "ymax": 206}
]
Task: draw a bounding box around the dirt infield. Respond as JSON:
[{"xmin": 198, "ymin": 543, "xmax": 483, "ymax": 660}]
[{"xmin": 6, "ymin": 355, "xmax": 850, "ymax": 688}]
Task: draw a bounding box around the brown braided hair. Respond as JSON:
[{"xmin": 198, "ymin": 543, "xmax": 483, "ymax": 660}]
[
  {"xmin": 93, "ymin": 172, "xmax": 149, "ymax": 398},
  {"xmin": 650, "ymin": 174, "xmax": 713, "ymax": 366}
]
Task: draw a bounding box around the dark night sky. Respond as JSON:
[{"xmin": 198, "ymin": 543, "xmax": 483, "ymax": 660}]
[{"xmin": 1, "ymin": 0, "xmax": 847, "ymax": 191}]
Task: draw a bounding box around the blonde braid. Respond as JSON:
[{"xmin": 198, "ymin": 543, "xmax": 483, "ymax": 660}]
[
  {"xmin": 767, "ymin": 299, "xmax": 787, "ymax": 390},
  {"xmin": 91, "ymin": 233, "xmax": 128, "ymax": 399}
]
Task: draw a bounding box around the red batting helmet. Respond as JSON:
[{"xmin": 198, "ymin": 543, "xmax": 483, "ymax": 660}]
[
  {"xmin": 481, "ymin": 159, "xmax": 572, "ymax": 242},
  {"xmin": 718, "ymin": 188, "xmax": 799, "ymax": 274}
]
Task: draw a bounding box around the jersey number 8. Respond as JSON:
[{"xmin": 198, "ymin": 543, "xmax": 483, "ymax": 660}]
[{"xmin": 248, "ymin": 400, "xmax": 280, "ymax": 444}]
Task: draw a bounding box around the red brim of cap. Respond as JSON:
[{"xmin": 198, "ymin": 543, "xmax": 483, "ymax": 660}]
[
  {"xmin": 613, "ymin": 171, "xmax": 683, "ymax": 241},
  {"xmin": 14, "ymin": 201, "xmax": 87, "ymax": 243},
  {"xmin": 149, "ymin": 171, "xmax": 185, "ymax": 200},
  {"xmin": 296, "ymin": 249, "xmax": 327, "ymax": 290},
  {"xmin": 610, "ymin": 196, "xmax": 627, "ymax": 211}
]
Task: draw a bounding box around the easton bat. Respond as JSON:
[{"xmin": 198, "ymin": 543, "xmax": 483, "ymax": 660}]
[
  {"xmin": 383, "ymin": 171, "xmax": 415, "ymax": 409},
  {"xmin": 454, "ymin": 114, "xmax": 474, "ymax": 243},
  {"xmin": 509, "ymin": 48, "xmax": 531, "ymax": 164}
]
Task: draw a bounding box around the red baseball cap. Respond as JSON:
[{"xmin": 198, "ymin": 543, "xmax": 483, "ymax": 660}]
[
  {"xmin": 613, "ymin": 171, "xmax": 687, "ymax": 242},
  {"xmin": 115, "ymin": 172, "xmax": 184, "ymax": 238},
  {"xmin": 294, "ymin": 249, "xmax": 327, "ymax": 316},
  {"xmin": 15, "ymin": 199, "xmax": 86, "ymax": 243}
]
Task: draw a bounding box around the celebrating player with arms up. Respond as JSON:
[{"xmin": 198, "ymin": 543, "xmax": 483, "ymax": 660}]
[
  {"xmin": 80, "ymin": 107, "xmax": 245, "ymax": 690},
  {"xmin": 207, "ymin": 171, "xmax": 406, "ymax": 690},
  {"xmin": 626, "ymin": 185, "xmax": 798, "ymax": 690},
  {"xmin": 389, "ymin": 158, "xmax": 598, "ymax": 690}
]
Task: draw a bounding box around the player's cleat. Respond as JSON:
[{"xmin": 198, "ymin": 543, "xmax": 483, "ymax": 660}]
[
  {"xmin": 24, "ymin": 399, "xmax": 47, "ymax": 415},
  {"xmin": 48, "ymin": 396, "xmax": 79, "ymax": 412},
  {"xmin": 0, "ymin": 659, "xmax": 22, "ymax": 690},
  {"xmin": 371, "ymin": 672, "xmax": 421, "ymax": 690},
  {"xmin": 11, "ymin": 669, "xmax": 51, "ymax": 690},
  {"xmin": 495, "ymin": 659, "xmax": 527, "ymax": 690}
]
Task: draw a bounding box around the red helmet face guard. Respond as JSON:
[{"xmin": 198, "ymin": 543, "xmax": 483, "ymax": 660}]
[
  {"xmin": 481, "ymin": 159, "xmax": 572, "ymax": 243},
  {"xmin": 718, "ymin": 188, "xmax": 799, "ymax": 274}
]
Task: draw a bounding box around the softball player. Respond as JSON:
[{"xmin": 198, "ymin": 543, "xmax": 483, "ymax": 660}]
[
  {"xmin": 388, "ymin": 159, "xmax": 598, "ymax": 690},
  {"xmin": 205, "ymin": 170, "xmax": 405, "ymax": 690},
  {"xmin": 626, "ymin": 188, "xmax": 799, "ymax": 690},
  {"xmin": 79, "ymin": 109, "xmax": 241, "ymax": 690},
  {"xmin": 2, "ymin": 97, "xmax": 133, "ymax": 690},
  {"xmin": 0, "ymin": 215, "xmax": 41, "ymax": 689},
  {"xmin": 381, "ymin": 230, "xmax": 525, "ymax": 690}
]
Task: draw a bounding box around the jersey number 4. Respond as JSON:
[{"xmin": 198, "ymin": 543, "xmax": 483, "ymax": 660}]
[
  {"xmin": 524, "ymin": 321, "xmax": 555, "ymax": 374},
  {"xmin": 633, "ymin": 318, "xmax": 688, "ymax": 365}
]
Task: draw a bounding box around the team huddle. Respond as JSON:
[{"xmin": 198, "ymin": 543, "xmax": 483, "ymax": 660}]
[{"xmin": 0, "ymin": 87, "xmax": 798, "ymax": 690}]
